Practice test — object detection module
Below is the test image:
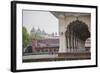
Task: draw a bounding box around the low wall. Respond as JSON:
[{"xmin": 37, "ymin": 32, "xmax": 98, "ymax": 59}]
[
  {"xmin": 23, "ymin": 52, "xmax": 91, "ymax": 62},
  {"xmin": 58, "ymin": 52, "xmax": 91, "ymax": 59},
  {"xmin": 23, "ymin": 54, "xmax": 58, "ymax": 60}
]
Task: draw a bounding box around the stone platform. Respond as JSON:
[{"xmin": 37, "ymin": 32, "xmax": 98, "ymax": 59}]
[
  {"xmin": 58, "ymin": 52, "xmax": 91, "ymax": 59},
  {"xmin": 23, "ymin": 52, "xmax": 91, "ymax": 62}
]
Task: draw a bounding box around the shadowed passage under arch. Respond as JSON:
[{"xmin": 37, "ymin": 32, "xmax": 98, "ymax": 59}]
[{"xmin": 65, "ymin": 20, "xmax": 90, "ymax": 50}]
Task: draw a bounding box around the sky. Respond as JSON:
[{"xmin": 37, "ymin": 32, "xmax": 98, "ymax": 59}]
[{"xmin": 23, "ymin": 10, "xmax": 59, "ymax": 35}]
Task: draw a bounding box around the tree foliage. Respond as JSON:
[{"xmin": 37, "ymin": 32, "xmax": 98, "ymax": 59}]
[{"xmin": 23, "ymin": 26, "xmax": 30, "ymax": 48}]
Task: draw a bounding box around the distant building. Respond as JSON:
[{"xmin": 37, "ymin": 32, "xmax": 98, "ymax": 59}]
[
  {"xmin": 31, "ymin": 27, "xmax": 35, "ymax": 33},
  {"xmin": 24, "ymin": 38, "xmax": 90, "ymax": 54},
  {"xmin": 31, "ymin": 39, "xmax": 59, "ymax": 54},
  {"xmin": 30, "ymin": 26, "xmax": 59, "ymax": 39}
]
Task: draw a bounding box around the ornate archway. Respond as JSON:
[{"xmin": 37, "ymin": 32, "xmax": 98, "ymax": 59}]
[{"xmin": 65, "ymin": 20, "xmax": 90, "ymax": 52}]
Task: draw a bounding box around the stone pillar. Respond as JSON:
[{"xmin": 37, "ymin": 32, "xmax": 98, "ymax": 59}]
[
  {"xmin": 73, "ymin": 35, "xmax": 75, "ymax": 52},
  {"xmin": 58, "ymin": 14, "xmax": 67, "ymax": 53},
  {"xmin": 74, "ymin": 36, "xmax": 76, "ymax": 49},
  {"xmin": 67, "ymin": 34, "xmax": 70, "ymax": 52},
  {"xmin": 66, "ymin": 32, "xmax": 69, "ymax": 49},
  {"xmin": 77, "ymin": 39, "xmax": 80, "ymax": 52},
  {"xmin": 76, "ymin": 38, "xmax": 78, "ymax": 49},
  {"xmin": 71, "ymin": 33, "xmax": 74, "ymax": 52}
]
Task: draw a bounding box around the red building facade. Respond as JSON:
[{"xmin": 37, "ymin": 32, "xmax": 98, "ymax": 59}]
[{"xmin": 31, "ymin": 39, "xmax": 59, "ymax": 54}]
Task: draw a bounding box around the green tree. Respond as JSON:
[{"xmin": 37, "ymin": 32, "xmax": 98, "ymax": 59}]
[{"xmin": 23, "ymin": 26, "xmax": 30, "ymax": 48}]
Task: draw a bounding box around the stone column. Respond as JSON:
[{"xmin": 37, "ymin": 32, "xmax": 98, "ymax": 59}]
[
  {"xmin": 58, "ymin": 14, "xmax": 67, "ymax": 53},
  {"xmin": 73, "ymin": 35, "xmax": 76, "ymax": 52},
  {"xmin": 67, "ymin": 34, "xmax": 70, "ymax": 52},
  {"xmin": 66, "ymin": 31, "xmax": 69, "ymax": 49},
  {"xmin": 71, "ymin": 33, "xmax": 74, "ymax": 52},
  {"xmin": 77, "ymin": 39, "xmax": 79, "ymax": 52}
]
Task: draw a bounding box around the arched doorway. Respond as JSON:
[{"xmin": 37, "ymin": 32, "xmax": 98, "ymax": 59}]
[
  {"xmin": 25, "ymin": 46, "xmax": 33, "ymax": 53},
  {"xmin": 65, "ymin": 20, "xmax": 90, "ymax": 52}
]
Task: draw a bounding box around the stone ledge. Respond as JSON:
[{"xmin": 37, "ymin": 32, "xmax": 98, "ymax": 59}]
[{"xmin": 58, "ymin": 52, "xmax": 91, "ymax": 59}]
